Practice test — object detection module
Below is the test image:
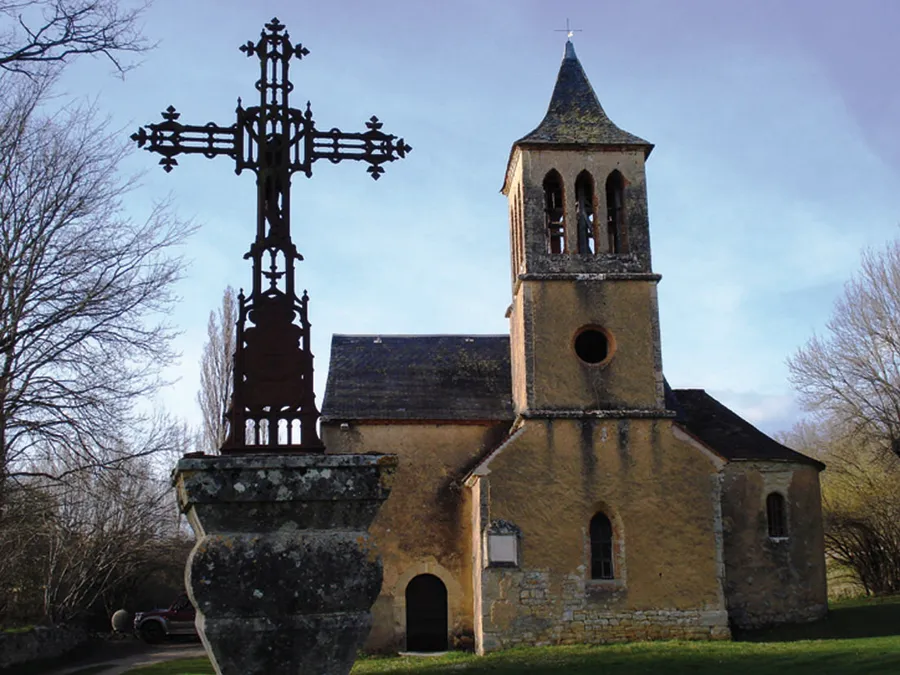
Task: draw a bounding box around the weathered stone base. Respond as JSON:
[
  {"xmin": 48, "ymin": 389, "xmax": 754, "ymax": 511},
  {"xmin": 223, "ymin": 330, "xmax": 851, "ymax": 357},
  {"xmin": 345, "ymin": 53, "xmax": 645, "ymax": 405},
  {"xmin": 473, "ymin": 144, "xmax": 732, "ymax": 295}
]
[
  {"xmin": 480, "ymin": 569, "xmax": 730, "ymax": 653},
  {"xmin": 483, "ymin": 608, "xmax": 730, "ymax": 652},
  {"xmin": 200, "ymin": 614, "xmax": 372, "ymax": 675},
  {"xmin": 174, "ymin": 453, "xmax": 397, "ymax": 675},
  {"xmin": 729, "ymin": 602, "xmax": 828, "ymax": 630}
]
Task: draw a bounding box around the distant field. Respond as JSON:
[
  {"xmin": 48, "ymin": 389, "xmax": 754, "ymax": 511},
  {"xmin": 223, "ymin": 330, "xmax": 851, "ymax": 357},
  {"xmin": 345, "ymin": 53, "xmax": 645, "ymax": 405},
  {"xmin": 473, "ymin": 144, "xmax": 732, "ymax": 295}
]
[{"xmin": 124, "ymin": 595, "xmax": 900, "ymax": 675}]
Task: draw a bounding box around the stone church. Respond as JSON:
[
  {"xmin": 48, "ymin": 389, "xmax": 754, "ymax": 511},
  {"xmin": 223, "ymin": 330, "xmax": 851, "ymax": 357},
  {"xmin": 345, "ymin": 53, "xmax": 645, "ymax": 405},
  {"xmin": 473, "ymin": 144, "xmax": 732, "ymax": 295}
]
[{"xmin": 320, "ymin": 40, "xmax": 827, "ymax": 654}]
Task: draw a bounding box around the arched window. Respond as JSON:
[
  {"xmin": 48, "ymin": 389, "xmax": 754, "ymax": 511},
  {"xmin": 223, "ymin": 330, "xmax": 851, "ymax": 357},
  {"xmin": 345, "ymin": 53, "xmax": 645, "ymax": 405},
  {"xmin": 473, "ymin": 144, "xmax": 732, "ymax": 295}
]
[
  {"xmin": 605, "ymin": 170, "xmax": 626, "ymax": 254},
  {"xmin": 543, "ymin": 170, "xmax": 565, "ymax": 254},
  {"xmin": 575, "ymin": 171, "xmax": 596, "ymax": 254},
  {"xmin": 590, "ymin": 512, "xmax": 614, "ymax": 579},
  {"xmin": 766, "ymin": 492, "xmax": 787, "ymax": 538}
]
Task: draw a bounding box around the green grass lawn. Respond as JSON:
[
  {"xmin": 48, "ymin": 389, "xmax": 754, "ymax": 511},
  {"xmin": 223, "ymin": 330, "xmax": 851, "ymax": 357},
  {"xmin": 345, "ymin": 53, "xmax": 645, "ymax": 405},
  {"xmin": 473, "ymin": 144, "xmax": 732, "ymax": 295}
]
[{"xmin": 123, "ymin": 596, "xmax": 900, "ymax": 675}]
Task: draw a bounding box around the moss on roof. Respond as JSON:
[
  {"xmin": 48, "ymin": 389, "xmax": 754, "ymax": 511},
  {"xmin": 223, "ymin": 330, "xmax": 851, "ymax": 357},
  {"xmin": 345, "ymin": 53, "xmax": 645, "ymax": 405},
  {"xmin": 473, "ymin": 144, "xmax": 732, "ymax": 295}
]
[
  {"xmin": 515, "ymin": 41, "xmax": 653, "ymax": 152},
  {"xmin": 321, "ymin": 335, "xmax": 513, "ymax": 422},
  {"xmin": 672, "ymin": 389, "xmax": 825, "ymax": 469}
]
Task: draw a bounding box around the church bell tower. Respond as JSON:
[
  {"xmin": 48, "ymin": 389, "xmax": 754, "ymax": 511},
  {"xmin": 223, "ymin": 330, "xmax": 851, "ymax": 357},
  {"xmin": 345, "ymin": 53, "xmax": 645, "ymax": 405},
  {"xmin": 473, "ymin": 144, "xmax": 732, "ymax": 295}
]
[{"xmin": 503, "ymin": 40, "xmax": 665, "ymax": 416}]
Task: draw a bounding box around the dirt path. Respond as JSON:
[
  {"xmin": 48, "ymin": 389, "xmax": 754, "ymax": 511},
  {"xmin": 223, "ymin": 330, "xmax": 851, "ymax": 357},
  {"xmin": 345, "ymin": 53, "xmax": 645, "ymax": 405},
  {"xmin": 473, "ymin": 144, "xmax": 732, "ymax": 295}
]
[{"xmin": 44, "ymin": 641, "xmax": 207, "ymax": 675}]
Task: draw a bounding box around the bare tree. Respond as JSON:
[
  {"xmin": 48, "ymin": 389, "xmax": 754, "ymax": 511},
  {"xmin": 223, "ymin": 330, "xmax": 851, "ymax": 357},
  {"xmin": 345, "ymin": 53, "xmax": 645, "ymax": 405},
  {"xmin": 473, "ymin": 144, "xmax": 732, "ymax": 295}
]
[
  {"xmin": 0, "ymin": 0, "xmax": 150, "ymax": 75},
  {"xmin": 197, "ymin": 286, "xmax": 236, "ymax": 454},
  {"xmin": 0, "ymin": 420, "xmax": 193, "ymax": 624},
  {"xmin": 0, "ymin": 73, "xmax": 194, "ymax": 486},
  {"xmin": 0, "ymin": 0, "xmax": 193, "ymax": 628},
  {"xmin": 782, "ymin": 419, "xmax": 900, "ymax": 596},
  {"xmin": 38, "ymin": 444, "xmax": 174, "ymax": 622},
  {"xmin": 0, "ymin": 481, "xmax": 52, "ymax": 620},
  {"xmin": 787, "ymin": 238, "xmax": 900, "ymax": 459}
]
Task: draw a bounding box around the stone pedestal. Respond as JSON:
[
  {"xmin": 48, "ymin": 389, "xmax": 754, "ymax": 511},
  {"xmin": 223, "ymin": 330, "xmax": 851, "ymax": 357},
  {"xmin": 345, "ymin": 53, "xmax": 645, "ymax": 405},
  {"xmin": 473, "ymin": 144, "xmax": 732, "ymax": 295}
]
[{"xmin": 173, "ymin": 453, "xmax": 397, "ymax": 675}]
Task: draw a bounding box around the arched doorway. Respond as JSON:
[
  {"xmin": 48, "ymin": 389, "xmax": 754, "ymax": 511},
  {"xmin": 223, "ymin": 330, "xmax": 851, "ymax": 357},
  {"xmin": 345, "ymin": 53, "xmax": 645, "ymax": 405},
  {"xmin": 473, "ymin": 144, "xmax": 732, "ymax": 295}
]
[{"xmin": 405, "ymin": 574, "xmax": 448, "ymax": 652}]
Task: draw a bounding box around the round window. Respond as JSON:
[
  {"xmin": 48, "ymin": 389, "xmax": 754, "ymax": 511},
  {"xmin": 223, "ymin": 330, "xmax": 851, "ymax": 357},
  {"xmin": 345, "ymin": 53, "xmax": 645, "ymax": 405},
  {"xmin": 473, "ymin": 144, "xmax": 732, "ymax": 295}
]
[{"xmin": 574, "ymin": 327, "xmax": 613, "ymax": 365}]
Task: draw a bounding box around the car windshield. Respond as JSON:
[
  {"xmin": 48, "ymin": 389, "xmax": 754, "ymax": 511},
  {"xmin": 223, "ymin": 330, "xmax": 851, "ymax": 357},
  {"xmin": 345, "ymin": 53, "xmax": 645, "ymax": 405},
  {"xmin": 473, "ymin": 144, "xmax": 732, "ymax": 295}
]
[{"xmin": 171, "ymin": 596, "xmax": 190, "ymax": 611}]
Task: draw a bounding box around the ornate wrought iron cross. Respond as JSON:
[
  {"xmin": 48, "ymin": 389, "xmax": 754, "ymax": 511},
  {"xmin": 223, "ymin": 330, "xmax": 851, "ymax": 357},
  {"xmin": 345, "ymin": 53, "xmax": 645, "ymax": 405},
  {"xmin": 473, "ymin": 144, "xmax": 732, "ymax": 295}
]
[{"xmin": 132, "ymin": 18, "xmax": 411, "ymax": 452}]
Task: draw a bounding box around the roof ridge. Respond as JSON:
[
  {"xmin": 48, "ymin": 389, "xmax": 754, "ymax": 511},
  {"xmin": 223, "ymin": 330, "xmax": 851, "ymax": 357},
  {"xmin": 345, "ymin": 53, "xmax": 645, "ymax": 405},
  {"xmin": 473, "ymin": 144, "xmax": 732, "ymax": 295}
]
[
  {"xmin": 671, "ymin": 388, "xmax": 825, "ymax": 470},
  {"xmin": 332, "ymin": 333, "xmax": 510, "ymax": 339}
]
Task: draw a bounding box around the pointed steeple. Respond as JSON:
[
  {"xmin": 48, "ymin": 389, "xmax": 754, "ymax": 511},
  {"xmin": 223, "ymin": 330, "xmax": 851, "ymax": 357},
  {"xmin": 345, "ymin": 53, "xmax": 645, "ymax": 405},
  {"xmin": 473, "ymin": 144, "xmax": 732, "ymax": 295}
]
[{"xmin": 516, "ymin": 40, "xmax": 652, "ymax": 154}]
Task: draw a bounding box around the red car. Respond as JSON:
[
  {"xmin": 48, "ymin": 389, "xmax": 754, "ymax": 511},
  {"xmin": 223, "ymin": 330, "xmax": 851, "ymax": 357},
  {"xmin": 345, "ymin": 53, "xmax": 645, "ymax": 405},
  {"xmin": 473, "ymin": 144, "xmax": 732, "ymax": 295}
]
[{"xmin": 133, "ymin": 594, "xmax": 197, "ymax": 643}]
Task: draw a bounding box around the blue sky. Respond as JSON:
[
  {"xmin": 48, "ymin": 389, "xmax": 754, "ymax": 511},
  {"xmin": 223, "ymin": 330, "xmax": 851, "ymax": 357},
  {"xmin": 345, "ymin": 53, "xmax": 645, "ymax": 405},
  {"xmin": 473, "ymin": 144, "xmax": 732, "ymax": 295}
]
[{"xmin": 54, "ymin": 0, "xmax": 900, "ymax": 437}]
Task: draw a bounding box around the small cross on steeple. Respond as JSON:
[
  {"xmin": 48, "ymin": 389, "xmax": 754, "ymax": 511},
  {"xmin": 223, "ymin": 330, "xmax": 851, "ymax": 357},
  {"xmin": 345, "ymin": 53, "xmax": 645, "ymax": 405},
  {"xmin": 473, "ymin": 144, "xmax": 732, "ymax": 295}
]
[{"xmin": 554, "ymin": 18, "xmax": 582, "ymax": 40}]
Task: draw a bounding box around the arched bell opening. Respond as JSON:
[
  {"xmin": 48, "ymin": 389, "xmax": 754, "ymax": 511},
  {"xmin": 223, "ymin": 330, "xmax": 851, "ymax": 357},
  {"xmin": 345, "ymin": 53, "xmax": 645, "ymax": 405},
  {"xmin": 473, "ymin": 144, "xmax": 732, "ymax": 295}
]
[
  {"xmin": 575, "ymin": 170, "xmax": 596, "ymax": 254},
  {"xmin": 543, "ymin": 170, "xmax": 566, "ymax": 254},
  {"xmin": 605, "ymin": 170, "xmax": 627, "ymax": 254}
]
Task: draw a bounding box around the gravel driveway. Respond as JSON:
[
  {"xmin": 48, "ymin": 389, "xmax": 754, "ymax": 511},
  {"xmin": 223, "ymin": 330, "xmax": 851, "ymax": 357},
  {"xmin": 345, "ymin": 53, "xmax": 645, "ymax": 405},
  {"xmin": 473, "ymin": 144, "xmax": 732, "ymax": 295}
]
[{"xmin": 43, "ymin": 639, "xmax": 207, "ymax": 675}]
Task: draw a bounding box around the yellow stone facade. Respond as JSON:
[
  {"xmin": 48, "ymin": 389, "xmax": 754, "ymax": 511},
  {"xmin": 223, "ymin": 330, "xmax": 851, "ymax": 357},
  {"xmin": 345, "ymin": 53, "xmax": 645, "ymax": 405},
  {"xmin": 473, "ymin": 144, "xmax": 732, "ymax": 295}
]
[
  {"xmin": 468, "ymin": 418, "xmax": 731, "ymax": 651},
  {"xmin": 323, "ymin": 422, "xmax": 504, "ymax": 651},
  {"xmin": 320, "ymin": 39, "xmax": 826, "ymax": 655}
]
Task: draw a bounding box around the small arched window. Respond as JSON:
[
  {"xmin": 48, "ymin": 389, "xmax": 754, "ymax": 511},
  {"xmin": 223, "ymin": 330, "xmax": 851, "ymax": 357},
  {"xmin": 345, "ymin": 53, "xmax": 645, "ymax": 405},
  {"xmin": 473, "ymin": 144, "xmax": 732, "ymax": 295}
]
[
  {"xmin": 766, "ymin": 492, "xmax": 787, "ymax": 538},
  {"xmin": 543, "ymin": 170, "xmax": 565, "ymax": 254},
  {"xmin": 590, "ymin": 512, "xmax": 614, "ymax": 579},
  {"xmin": 605, "ymin": 170, "xmax": 626, "ymax": 254},
  {"xmin": 575, "ymin": 171, "xmax": 596, "ymax": 254}
]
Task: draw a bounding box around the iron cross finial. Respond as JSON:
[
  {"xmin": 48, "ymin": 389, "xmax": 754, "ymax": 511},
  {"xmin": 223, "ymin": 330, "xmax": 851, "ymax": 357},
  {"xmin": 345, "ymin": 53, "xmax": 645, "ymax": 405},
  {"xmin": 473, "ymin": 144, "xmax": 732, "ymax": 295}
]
[{"xmin": 554, "ymin": 18, "xmax": 583, "ymax": 40}]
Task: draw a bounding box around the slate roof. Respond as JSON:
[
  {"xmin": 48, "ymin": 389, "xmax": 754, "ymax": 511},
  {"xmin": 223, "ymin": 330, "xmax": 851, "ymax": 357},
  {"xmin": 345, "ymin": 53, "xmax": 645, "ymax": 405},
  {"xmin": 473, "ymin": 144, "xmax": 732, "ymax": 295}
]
[
  {"xmin": 321, "ymin": 335, "xmax": 514, "ymax": 422},
  {"xmin": 515, "ymin": 41, "xmax": 653, "ymax": 152},
  {"xmin": 322, "ymin": 335, "xmax": 822, "ymax": 468},
  {"xmin": 671, "ymin": 389, "xmax": 824, "ymax": 469}
]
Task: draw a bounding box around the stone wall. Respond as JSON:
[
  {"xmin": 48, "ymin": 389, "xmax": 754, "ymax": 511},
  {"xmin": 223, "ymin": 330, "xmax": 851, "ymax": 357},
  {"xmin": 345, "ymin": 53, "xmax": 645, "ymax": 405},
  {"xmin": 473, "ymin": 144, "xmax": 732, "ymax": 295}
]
[
  {"xmin": 323, "ymin": 421, "xmax": 508, "ymax": 652},
  {"xmin": 0, "ymin": 625, "xmax": 88, "ymax": 670},
  {"xmin": 507, "ymin": 147, "xmax": 654, "ymax": 274},
  {"xmin": 512, "ymin": 278, "xmax": 665, "ymax": 414},
  {"xmin": 720, "ymin": 462, "xmax": 827, "ymax": 629},
  {"xmin": 473, "ymin": 417, "xmax": 730, "ymax": 653},
  {"xmin": 480, "ymin": 568, "xmax": 729, "ymax": 652},
  {"xmin": 505, "ymin": 145, "xmax": 662, "ymax": 419}
]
